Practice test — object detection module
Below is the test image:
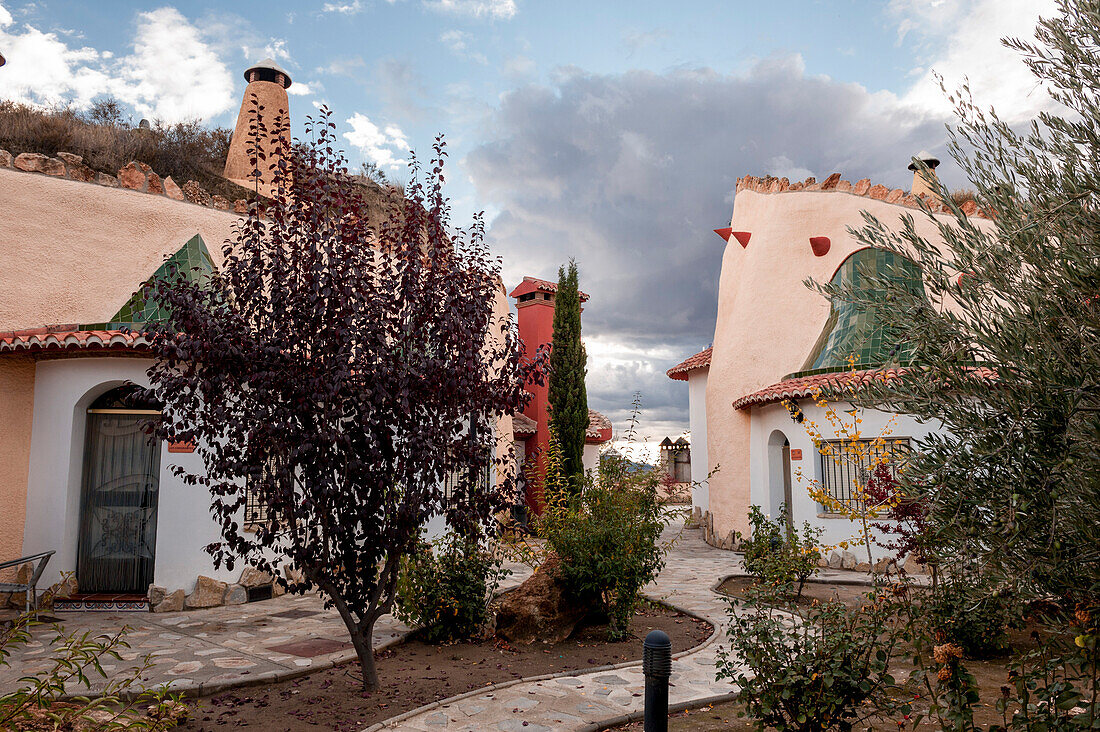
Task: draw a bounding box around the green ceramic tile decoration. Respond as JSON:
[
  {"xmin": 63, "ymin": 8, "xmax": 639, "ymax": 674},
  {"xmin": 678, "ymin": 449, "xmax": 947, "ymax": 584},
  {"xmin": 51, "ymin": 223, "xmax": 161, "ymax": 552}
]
[
  {"xmin": 89, "ymin": 234, "xmax": 215, "ymax": 330},
  {"xmin": 796, "ymin": 248, "xmax": 925, "ymax": 376}
]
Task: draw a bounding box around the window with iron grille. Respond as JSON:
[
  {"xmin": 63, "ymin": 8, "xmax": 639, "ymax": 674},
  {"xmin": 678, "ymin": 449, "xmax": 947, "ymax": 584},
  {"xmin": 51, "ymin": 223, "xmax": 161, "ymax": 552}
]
[
  {"xmin": 244, "ymin": 457, "xmax": 279, "ymax": 526},
  {"xmin": 442, "ymin": 460, "xmax": 494, "ymax": 505},
  {"xmin": 818, "ymin": 438, "xmax": 910, "ymax": 511},
  {"xmin": 244, "ymin": 481, "xmax": 270, "ymax": 525}
]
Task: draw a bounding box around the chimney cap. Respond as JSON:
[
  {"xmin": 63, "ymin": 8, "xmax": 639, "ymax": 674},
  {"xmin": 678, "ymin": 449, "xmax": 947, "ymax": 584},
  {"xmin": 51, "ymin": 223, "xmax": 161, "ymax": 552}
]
[
  {"xmin": 244, "ymin": 58, "xmax": 292, "ymax": 89},
  {"xmin": 908, "ymin": 150, "xmax": 940, "ymax": 171}
]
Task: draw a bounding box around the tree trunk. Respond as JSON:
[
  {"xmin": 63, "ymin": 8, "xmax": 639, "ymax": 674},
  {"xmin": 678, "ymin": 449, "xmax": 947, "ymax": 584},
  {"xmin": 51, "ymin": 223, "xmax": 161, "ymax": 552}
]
[
  {"xmin": 309, "ymin": 569, "xmax": 382, "ymax": 691},
  {"xmin": 348, "ymin": 618, "xmax": 379, "ymax": 691}
]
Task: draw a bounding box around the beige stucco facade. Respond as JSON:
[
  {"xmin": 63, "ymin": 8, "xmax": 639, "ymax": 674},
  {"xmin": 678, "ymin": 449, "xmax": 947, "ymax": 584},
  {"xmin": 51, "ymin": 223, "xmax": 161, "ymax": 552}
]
[
  {"xmin": 705, "ymin": 184, "xmax": 992, "ymax": 542},
  {"xmin": 0, "ymin": 167, "xmax": 241, "ymax": 330},
  {"xmin": 0, "ymin": 167, "xmax": 242, "ymax": 580},
  {"xmin": 0, "ymin": 357, "xmax": 35, "ymax": 570},
  {"xmin": 0, "ymin": 163, "xmax": 520, "ymax": 594}
]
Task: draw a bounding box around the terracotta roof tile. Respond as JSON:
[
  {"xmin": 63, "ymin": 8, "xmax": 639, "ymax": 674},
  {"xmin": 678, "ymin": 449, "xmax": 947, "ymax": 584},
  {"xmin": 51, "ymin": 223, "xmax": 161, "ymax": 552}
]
[
  {"xmin": 0, "ymin": 327, "xmax": 151, "ymax": 355},
  {"xmin": 508, "ymin": 276, "xmax": 590, "ymax": 301},
  {"xmin": 667, "ymin": 347, "xmax": 712, "ymax": 380},
  {"xmin": 732, "ymin": 366, "xmax": 996, "ymax": 410},
  {"xmin": 586, "ymin": 409, "xmax": 612, "ymax": 440},
  {"xmin": 512, "ymin": 409, "xmax": 612, "ymax": 442}
]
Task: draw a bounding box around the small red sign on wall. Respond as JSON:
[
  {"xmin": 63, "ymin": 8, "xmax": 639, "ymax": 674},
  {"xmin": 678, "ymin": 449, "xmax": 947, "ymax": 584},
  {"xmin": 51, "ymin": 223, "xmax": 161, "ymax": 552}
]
[
  {"xmin": 168, "ymin": 440, "xmax": 195, "ymax": 454},
  {"xmin": 789, "ymin": 449, "xmax": 803, "ymax": 461}
]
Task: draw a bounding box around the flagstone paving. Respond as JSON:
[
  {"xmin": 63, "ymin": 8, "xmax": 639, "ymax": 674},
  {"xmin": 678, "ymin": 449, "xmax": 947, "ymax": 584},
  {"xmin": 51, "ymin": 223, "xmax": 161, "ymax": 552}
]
[
  {"xmin": 0, "ymin": 562, "xmax": 533, "ymax": 698},
  {"xmin": 0, "ymin": 519, "xmax": 890, "ymax": 728},
  {"xmin": 366, "ymin": 521, "xmax": 746, "ymax": 731},
  {"xmin": 370, "ymin": 522, "xmax": 895, "ymax": 731}
]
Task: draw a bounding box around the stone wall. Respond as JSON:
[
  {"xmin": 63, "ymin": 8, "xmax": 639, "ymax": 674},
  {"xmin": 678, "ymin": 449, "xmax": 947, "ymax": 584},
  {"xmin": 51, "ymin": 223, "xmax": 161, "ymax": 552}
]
[
  {"xmin": 735, "ymin": 173, "xmax": 991, "ymax": 219},
  {"xmin": 147, "ymin": 566, "xmax": 305, "ymax": 613},
  {"xmin": 1, "ymin": 149, "xmax": 253, "ymax": 215}
]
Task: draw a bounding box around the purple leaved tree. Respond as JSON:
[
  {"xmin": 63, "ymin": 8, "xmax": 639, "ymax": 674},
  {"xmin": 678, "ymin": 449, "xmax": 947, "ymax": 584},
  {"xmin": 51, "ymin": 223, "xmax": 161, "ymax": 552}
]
[{"xmin": 142, "ymin": 109, "xmax": 537, "ymax": 690}]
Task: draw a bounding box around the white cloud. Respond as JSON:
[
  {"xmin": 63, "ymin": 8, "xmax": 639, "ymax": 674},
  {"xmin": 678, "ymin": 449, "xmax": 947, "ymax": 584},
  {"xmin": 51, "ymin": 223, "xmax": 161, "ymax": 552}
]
[
  {"xmin": 287, "ymin": 81, "xmax": 315, "ymax": 96},
  {"xmin": 111, "ymin": 7, "xmax": 235, "ymax": 122},
  {"xmin": 343, "ymin": 113, "xmax": 409, "ymax": 169},
  {"xmin": 0, "ymin": 5, "xmax": 235, "ymax": 123},
  {"xmin": 502, "ymin": 54, "xmax": 535, "ymax": 79},
  {"xmin": 0, "ymin": 5, "xmax": 111, "ymax": 108},
  {"xmin": 763, "ymin": 155, "xmax": 814, "ymax": 181},
  {"xmin": 423, "ymin": 0, "xmax": 516, "ymax": 20},
  {"xmin": 892, "ymin": 0, "xmax": 1057, "ymax": 123},
  {"xmin": 322, "ymin": 0, "xmax": 363, "ymax": 14},
  {"xmin": 440, "ymin": 29, "xmax": 488, "ymax": 64},
  {"xmin": 250, "ymin": 37, "xmax": 292, "ymax": 64}
]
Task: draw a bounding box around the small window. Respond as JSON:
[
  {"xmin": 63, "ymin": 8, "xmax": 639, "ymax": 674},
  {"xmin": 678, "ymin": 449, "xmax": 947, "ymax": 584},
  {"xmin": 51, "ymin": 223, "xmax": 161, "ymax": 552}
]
[
  {"xmin": 818, "ymin": 438, "xmax": 910, "ymax": 511},
  {"xmin": 244, "ymin": 456, "xmax": 281, "ymax": 526}
]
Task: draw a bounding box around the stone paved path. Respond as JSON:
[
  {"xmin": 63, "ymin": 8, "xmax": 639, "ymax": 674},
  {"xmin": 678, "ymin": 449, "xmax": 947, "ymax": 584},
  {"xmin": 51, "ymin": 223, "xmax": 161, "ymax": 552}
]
[
  {"xmin": 372, "ymin": 522, "xmax": 899, "ymax": 731},
  {"xmin": 368, "ymin": 522, "xmax": 746, "ymax": 731},
  {"xmin": 0, "ymin": 562, "xmax": 532, "ymax": 698}
]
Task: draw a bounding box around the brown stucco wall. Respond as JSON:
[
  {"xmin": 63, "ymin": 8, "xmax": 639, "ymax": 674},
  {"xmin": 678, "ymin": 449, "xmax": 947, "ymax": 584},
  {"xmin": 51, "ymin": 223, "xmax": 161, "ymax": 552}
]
[
  {"xmin": 0, "ymin": 167, "xmax": 242, "ymax": 331},
  {"xmin": 0, "ymin": 357, "xmax": 35, "ymax": 569}
]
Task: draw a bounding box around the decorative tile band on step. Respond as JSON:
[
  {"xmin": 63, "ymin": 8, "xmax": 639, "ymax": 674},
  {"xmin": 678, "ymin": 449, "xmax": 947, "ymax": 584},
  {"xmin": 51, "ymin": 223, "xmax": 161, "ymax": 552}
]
[{"xmin": 53, "ymin": 598, "xmax": 150, "ymax": 613}]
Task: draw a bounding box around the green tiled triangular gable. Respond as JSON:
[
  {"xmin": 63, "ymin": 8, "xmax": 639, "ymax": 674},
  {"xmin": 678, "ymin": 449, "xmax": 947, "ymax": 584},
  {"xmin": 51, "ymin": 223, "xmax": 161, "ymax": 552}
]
[
  {"xmin": 82, "ymin": 234, "xmax": 215, "ymax": 330},
  {"xmin": 796, "ymin": 248, "xmax": 926, "ymax": 376}
]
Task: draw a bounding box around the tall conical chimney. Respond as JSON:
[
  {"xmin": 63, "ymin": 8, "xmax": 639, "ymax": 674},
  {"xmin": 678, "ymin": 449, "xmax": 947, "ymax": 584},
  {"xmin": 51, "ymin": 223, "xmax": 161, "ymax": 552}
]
[
  {"xmin": 908, "ymin": 150, "xmax": 941, "ymax": 199},
  {"xmin": 224, "ymin": 58, "xmax": 292, "ymax": 197}
]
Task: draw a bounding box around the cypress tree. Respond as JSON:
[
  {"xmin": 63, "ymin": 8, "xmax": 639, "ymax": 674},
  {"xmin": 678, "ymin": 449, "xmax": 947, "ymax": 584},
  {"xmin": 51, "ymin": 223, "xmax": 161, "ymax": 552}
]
[{"xmin": 548, "ymin": 259, "xmax": 589, "ymax": 489}]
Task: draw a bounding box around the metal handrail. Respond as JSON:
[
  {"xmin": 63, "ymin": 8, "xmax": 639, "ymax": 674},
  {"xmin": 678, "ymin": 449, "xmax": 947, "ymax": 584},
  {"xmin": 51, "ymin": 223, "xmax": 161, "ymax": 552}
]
[{"xmin": 0, "ymin": 550, "xmax": 56, "ymax": 614}]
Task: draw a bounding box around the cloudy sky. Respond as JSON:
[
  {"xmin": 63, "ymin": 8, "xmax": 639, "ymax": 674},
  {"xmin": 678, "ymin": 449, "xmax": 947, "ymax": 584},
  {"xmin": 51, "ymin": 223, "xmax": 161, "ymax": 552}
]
[{"xmin": 0, "ymin": 0, "xmax": 1056, "ymax": 448}]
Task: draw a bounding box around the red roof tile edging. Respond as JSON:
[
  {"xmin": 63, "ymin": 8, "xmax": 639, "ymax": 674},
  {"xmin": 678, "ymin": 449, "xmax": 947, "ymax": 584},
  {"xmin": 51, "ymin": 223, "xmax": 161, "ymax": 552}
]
[
  {"xmin": 667, "ymin": 347, "xmax": 712, "ymax": 380},
  {"xmin": 732, "ymin": 366, "xmax": 997, "ymax": 410},
  {"xmin": 0, "ymin": 327, "xmax": 151, "ymax": 354}
]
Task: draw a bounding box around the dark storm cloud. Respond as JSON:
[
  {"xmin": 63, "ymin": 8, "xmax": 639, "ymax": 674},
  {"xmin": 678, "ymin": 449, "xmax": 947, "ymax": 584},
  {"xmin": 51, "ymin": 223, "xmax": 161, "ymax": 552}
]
[{"xmin": 466, "ymin": 56, "xmax": 955, "ymax": 436}]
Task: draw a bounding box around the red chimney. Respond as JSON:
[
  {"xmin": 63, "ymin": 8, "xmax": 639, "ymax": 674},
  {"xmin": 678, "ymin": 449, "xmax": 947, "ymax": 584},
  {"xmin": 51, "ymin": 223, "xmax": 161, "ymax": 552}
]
[{"xmin": 509, "ymin": 276, "xmax": 589, "ymax": 513}]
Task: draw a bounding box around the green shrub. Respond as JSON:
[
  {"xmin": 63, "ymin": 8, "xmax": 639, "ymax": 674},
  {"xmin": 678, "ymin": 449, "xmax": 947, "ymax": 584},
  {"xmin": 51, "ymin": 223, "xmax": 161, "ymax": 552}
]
[
  {"xmin": 0, "ymin": 597, "xmax": 185, "ymax": 730},
  {"xmin": 740, "ymin": 505, "xmax": 823, "ymax": 599},
  {"xmin": 536, "ymin": 444, "xmax": 671, "ymax": 640},
  {"xmin": 717, "ymin": 584, "xmax": 904, "ymax": 732},
  {"xmin": 925, "ymin": 577, "xmax": 1019, "ymax": 659},
  {"xmin": 395, "ymin": 530, "xmax": 507, "ymax": 643}
]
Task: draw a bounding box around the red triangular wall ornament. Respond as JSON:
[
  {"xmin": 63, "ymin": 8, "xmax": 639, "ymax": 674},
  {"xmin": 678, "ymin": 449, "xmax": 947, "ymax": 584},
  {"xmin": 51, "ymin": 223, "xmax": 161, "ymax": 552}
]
[
  {"xmin": 731, "ymin": 231, "xmax": 751, "ymax": 248},
  {"xmin": 713, "ymin": 227, "xmax": 733, "ymax": 243}
]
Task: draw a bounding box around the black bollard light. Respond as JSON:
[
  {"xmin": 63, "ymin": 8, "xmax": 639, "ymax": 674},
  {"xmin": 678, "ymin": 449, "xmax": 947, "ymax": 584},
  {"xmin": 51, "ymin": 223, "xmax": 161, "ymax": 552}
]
[{"xmin": 643, "ymin": 629, "xmax": 672, "ymax": 732}]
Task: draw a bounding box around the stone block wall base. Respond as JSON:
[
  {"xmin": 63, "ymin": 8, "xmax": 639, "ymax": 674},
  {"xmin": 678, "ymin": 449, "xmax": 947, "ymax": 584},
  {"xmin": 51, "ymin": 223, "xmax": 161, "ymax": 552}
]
[
  {"xmin": 148, "ymin": 565, "xmax": 303, "ymax": 613},
  {"xmin": 698, "ymin": 510, "xmax": 741, "ymax": 551}
]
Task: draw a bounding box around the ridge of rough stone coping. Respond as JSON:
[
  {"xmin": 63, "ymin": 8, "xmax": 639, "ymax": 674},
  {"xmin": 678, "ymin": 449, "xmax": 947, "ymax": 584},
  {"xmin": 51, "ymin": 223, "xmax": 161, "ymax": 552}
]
[
  {"xmin": 0, "ymin": 147, "xmax": 256, "ymax": 216},
  {"xmin": 734, "ymin": 173, "xmax": 992, "ymax": 219},
  {"xmin": 710, "ymin": 569, "xmax": 929, "ymax": 592},
  {"xmin": 362, "ymin": 596, "xmax": 722, "ymax": 732}
]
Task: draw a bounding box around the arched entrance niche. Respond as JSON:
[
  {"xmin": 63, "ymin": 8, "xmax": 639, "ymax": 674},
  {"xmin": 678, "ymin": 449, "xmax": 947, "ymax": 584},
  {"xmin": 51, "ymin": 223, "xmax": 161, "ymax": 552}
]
[
  {"xmin": 766, "ymin": 429, "xmax": 794, "ymax": 533},
  {"xmin": 77, "ymin": 385, "xmax": 162, "ymax": 594}
]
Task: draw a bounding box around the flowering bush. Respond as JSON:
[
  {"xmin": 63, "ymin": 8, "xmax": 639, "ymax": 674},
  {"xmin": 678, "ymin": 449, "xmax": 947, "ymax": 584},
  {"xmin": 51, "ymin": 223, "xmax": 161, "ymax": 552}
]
[
  {"xmin": 535, "ymin": 432, "xmax": 672, "ymax": 640},
  {"xmin": 741, "ymin": 505, "xmax": 823, "ymax": 599},
  {"xmin": 395, "ymin": 530, "xmax": 508, "ymax": 643},
  {"xmin": 718, "ymin": 582, "xmax": 905, "ymax": 732}
]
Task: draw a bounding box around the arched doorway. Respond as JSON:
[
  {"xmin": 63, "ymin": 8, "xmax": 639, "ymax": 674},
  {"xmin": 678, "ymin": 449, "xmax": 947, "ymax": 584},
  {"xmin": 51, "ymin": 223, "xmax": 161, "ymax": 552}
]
[
  {"xmin": 77, "ymin": 386, "xmax": 161, "ymax": 594},
  {"xmin": 766, "ymin": 429, "xmax": 794, "ymax": 534}
]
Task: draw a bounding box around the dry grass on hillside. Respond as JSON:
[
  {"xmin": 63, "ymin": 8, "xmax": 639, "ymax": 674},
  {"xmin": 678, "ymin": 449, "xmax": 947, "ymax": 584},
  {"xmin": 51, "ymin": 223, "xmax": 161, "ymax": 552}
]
[{"xmin": 0, "ymin": 98, "xmax": 251, "ymax": 200}]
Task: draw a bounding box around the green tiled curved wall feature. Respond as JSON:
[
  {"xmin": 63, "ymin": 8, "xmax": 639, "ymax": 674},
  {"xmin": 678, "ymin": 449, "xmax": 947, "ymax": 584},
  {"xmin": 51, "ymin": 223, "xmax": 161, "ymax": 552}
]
[
  {"xmin": 85, "ymin": 234, "xmax": 215, "ymax": 330},
  {"xmin": 799, "ymin": 248, "xmax": 926, "ymax": 374}
]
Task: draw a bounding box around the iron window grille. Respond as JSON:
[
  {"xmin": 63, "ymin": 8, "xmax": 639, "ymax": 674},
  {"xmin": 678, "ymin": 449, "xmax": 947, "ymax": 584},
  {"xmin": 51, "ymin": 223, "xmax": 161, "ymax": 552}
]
[{"xmin": 818, "ymin": 438, "xmax": 910, "ymax": 511}]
